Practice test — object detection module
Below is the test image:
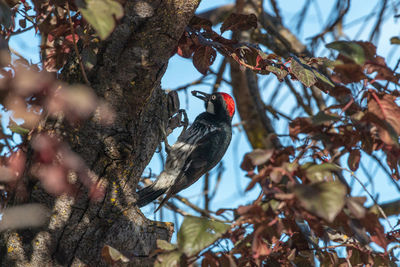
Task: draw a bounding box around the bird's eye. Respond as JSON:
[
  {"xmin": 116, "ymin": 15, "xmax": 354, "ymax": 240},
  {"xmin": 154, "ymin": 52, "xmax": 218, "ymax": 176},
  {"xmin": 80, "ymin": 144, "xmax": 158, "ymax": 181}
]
[{"xmin": 211, "ymin": 95, "xmax": 216, "ymax": 100}]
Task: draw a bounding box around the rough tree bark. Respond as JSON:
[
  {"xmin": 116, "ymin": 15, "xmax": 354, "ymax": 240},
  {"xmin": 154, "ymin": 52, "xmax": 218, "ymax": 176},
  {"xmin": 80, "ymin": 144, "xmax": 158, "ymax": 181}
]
[{"xmin": 1, "ymin": 0, "xmax": 200, "ymax": 266}]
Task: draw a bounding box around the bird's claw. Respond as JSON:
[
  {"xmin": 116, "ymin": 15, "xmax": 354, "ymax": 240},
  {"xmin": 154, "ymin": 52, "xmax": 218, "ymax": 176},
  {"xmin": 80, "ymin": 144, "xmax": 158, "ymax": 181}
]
[
  {"xmin": 158, "ymin": 122, "xmax": 172, "ymax": 153},
  {"xmin": 159, "ymin": 109, "xmax": 188, "ymax": 154}
]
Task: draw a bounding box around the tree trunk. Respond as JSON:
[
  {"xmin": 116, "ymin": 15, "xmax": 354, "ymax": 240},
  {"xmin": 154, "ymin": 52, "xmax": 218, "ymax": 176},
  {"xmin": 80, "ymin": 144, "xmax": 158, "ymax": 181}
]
[{"xmin": 1, "ymin": 1, "xmax": 200, "ymax": 266}]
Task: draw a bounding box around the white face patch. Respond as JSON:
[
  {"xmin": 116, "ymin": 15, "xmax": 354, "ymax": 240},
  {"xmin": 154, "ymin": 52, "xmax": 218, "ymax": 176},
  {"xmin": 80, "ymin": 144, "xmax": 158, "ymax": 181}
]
[{"xmin": 206, "ymin": 101, "xmax": 215, "ymax": 114}]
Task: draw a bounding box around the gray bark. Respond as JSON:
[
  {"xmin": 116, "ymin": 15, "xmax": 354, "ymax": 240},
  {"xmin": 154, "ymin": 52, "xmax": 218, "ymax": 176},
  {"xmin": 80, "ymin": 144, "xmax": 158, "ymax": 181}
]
[{"xmin": 1, "ymin": 0, "xmax": 200, "ymax": 266}]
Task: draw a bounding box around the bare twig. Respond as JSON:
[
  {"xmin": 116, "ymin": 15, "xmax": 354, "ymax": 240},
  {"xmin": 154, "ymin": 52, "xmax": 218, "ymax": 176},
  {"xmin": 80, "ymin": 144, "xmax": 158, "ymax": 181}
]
[
  {"xmin": 338, "ymin": 165, "xmax": 393, "ymax": 229},
  {"xmin": 66, "ymin": 2, "xmax": 90, "ymax": 86},
  {"xmin": 269, "ymin": 0, "xmax": 282, "ymax": 25},
  {"xmin": 369, "ymin": 0, "xmax": 388, "ymax": 42},
  {"xmin": 284, "ymin": 77, "xmax": 313, "ymax": 116},
  {"xmin": 310, "ymin": 0, "xmax": 351, "ymax": 44},
  {"xmin": 173, "ymin": 194, "xmax": 216, "ymax": 219}
]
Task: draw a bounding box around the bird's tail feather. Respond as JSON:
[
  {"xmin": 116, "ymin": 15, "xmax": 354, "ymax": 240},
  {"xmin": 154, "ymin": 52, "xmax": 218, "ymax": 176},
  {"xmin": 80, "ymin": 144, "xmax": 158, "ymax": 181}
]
[{"xmin": 136, "ymin": 183, "xmax": 167, "ymax": 207}]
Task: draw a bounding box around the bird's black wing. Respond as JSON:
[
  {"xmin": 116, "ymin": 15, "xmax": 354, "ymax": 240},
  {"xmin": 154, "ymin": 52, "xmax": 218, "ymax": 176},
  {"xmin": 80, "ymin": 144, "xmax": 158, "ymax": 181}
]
[{"xmin": 155, "ymin": 124, "xmax": 225, "ymax": 211}]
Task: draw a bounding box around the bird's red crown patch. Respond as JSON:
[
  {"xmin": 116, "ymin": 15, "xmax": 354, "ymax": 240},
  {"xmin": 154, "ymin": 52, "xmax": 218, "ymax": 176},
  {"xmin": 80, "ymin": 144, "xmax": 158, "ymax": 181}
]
[{"xmin": 219, "ymin": 92, "xmax": 235, "ymax": 118}]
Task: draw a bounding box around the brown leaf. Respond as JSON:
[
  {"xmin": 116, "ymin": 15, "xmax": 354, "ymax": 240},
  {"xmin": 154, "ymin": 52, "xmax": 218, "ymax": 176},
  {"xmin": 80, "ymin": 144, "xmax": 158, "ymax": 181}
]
[
  {"xmin": 237, "ymin": 204, "xmax": 263, "ymax": 216},
  {"xmin": 347, "ymin": 149, "xmax": 361, "ymax": 171},
  {"xmin": 329, "ymin": 85, "xmax": 352, "ymax": 99},
  {"xmin": 289, "ymin": 117, "xmax": 313, "ymax": 138},
  {"xmin": 220, "ymin": 13, "xmax": 257, "ymax": 33},
  {"xmin": 252, "ymin": 226, "xmax": 271, "ymax": 258},
  {"xmin": 176, "ymin": 32, "xmax": 197, "ymax": 58},
  {"xmin": 218, "ymin": 254, "xmax": 237, "ymax": 267},
  {"xmin": 189, "ymin": 16, "xmax": 212, "ymax": 31},
  {"xmin": 359, "ymin": 213, "xmax": 388, "ymax": 249},
  {"xmin": 192, "ymin": 46, "xmax": 216, "ymax": 75},
  {"xmin": 386, "ymin": 152, "xmax": 400, "ymax": 180},
  {"xmin": 361, "ymin": 112, "xmax": 397, "ymax": 146},
  {"xmin": 367, "ymin": 93, "xmax": 400, "ymax": 145},
  {"xmin": 365, "ymin": 56, "xmax": 399, "ymax": 83},
  {"xmin": 240, "ymin": 149, "xmax": 274, "ymax": 171},
  {"xmin": 332, "ymin": 63, "xmax": 366, "ymax": 84}
]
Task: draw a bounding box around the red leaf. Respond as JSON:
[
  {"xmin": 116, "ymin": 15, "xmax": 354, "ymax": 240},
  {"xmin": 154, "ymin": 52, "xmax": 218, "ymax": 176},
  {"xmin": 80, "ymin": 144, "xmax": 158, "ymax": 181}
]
[
  {"xmin": 221, "ymin": 13, "xmax": 257, "ymax": 33},
  {"xmin": 192, "ymin": 46, "xmax": 216, "ymax": 75}
]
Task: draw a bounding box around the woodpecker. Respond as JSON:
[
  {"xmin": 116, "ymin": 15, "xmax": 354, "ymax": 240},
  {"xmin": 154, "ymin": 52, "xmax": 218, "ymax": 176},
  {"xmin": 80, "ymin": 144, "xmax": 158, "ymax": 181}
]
[{"xmin": 137, "ymin": 90, "xmax": 235, "ymax": 210}]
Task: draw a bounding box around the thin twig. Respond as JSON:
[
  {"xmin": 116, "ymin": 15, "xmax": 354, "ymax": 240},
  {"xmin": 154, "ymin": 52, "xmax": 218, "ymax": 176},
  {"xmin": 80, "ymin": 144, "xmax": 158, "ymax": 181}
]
[
  {"xmin": 164, "ymin": 201, "xmax": 190, "ymax": 216},
  {"xmin": 338, "ymin": 165, "xmax": 393, "ymax": 229},
  {"xmin": 66, "ymin": 2, "xmax": 90, "ymax": 86},
  {"xmin": 310, "ymin": 0, "xmax": 351, "ymax": 43},
  {"xmin": 269, "ymin": 0, "xmax": 282, "ymax": 25},
  {"xmin": 173, "ymin": 195, "xmax": 216, "ymax": 219},
  {"xmin": 369, "ymin": 0, "xmax": 388, "ymax": 42},
  {"xmin": 285, "ymin": 77, "xmax": 313, "ymax": 116}
]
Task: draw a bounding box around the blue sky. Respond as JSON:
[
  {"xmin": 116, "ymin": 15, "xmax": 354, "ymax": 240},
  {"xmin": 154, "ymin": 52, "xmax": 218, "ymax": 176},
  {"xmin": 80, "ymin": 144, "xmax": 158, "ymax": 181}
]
[{"xmin": 6, "ymin": 0, "xmax": 400, "ymax": 247}]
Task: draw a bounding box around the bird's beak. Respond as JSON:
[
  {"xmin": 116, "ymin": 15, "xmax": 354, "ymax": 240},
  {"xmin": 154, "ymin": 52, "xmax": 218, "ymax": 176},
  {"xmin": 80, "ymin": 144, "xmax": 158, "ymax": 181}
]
[{"xmin": 191, "ymin": 91, "xmax": 210, "ymax": 102}]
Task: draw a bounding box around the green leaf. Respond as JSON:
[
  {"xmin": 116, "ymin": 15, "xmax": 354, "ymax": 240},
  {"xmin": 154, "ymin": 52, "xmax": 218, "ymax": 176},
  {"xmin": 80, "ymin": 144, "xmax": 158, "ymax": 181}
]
[
  {"xmin": 312, "ymin": 69, "xmax": 335, "ymax": 87},
  {"xmin": 264, "ymin": 65, "xmax": 288, "ymax": 81},
  {"xmin": 157, "ymin": 239, "xmax": 177, "ymax": 251},
  {"xmin": 293, "ymin": 181, "xmax": 347, "ymax": 222},
  {"xmin": 290, "ymin": 58, "xmax": 317, "ymax": 87},
  {"xmin": 390, "ymin": 37, "xmax": 400, "ymax": 45},
  {"xmin": 301, "ymin": 162, "xmax": 341, "ymax": 182},
  {"xmin": 311, "ymin": 111, "xmax": 340, "ymax": 125},
  {"xmin": 8, "ymin": 119, "xmax": 30, "ymax": 135},
  {"xmin": 155, "ymin": 251, "xmax": 182, "ymax": 267},
  {"xmin": 326, "ymin": 41, "xmax": 365, "ymax": 65},
  {"xmin": 76, "ymin": 0, "xmax": 124, "ymax": 40},
  {"xmin": 177, "ymin": 216, "xmax": 230, "ymax": 257}
]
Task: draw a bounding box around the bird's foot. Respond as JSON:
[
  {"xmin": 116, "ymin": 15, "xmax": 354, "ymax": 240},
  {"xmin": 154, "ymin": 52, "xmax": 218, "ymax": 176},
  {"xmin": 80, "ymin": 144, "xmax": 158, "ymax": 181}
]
[
  {"xmin": 158, "ymin": 122, "xmax": 172, "ymax": 153},
  {"xmin": 176, "ymin": 109, "xmax": 188, "ymax": 138}
]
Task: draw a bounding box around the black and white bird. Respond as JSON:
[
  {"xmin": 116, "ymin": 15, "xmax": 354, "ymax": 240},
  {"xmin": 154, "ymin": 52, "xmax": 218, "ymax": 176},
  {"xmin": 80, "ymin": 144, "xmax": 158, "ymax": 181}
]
[{"xmin": 136, "ymin": 90, "xmax": 235, "ymax": 210}]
